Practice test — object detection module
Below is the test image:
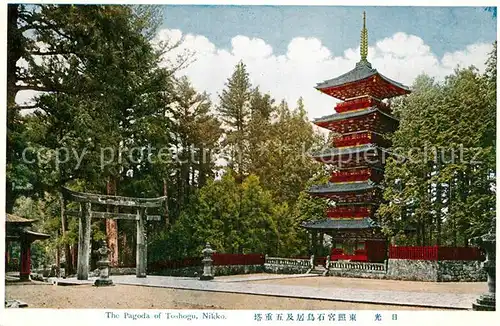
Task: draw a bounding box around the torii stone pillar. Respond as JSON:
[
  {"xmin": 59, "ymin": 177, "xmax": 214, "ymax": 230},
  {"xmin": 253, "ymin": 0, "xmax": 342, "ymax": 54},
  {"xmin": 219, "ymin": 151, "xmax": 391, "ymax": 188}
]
[
  {"xmin": 136, "ymin": 207, "xmax": 147, "ymax": 278},
  {"xmin": 77, "ymin": 202, "xmax": 92, "ymax": 280}
]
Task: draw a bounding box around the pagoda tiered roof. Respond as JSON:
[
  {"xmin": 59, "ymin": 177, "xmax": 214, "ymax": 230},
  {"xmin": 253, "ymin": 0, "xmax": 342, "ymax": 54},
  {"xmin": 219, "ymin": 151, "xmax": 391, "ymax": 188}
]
[
  {"xmin": 302, "ymin": 12, "xmax": 410, "ymax": 235},
  {"xmin": 301, "ymin": 217, "xmax": 379, "ymax": 230},
  {"xmin": 307, "ymin": 180, "xmax": 381, "ymax": 195},
  {"xmin": 313, "ymin": 106, "xmax": 398, "ymax": 124},
  {"xmin": 315, "ymin": 60, "xmax": 410, "ymax": 100}
]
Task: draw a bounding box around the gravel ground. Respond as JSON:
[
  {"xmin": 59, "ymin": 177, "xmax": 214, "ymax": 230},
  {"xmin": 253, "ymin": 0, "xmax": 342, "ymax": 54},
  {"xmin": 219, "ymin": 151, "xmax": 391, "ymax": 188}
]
[
  {"xmin": 5, "ymin": 282, "xmax": 444, "ymax": 310},
  {"xmin": 246, "ymin": 276, "xmax": 487, "ymax": 294}
]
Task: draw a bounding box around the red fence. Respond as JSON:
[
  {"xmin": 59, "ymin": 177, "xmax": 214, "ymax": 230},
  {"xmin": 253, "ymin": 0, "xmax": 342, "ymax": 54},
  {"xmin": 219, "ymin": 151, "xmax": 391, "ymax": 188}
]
[
  {"xmin": 148, "ymin": 253, "xmax": 265, "ymax": 271},
  {"xmin": 389, "ymin": 246, "xmax": 483, "ymax": 261},
  {"xmin": 437, "ymin": 246, "xmax": 484, "ymax": 261}
]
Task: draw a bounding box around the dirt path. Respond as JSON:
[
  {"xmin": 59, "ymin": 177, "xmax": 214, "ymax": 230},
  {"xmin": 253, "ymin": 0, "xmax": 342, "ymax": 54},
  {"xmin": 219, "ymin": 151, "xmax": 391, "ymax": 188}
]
[{"xmin": 5, "ymin": 282, "xmax": 443, "ymax": 310}]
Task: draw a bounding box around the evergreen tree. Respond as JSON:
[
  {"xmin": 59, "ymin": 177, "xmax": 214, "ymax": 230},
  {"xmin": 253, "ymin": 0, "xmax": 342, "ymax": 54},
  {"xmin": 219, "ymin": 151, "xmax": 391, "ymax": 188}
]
[{"xmin": 218, "ymin": 61, "xmax": 252, "ymax": 177}]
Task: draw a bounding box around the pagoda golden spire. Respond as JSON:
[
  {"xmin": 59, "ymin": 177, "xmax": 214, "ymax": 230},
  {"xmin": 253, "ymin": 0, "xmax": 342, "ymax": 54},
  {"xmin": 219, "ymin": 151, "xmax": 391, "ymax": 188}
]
[{"xmin": 360, "ymin": 11, "xmax": 368, "ymax": 61}]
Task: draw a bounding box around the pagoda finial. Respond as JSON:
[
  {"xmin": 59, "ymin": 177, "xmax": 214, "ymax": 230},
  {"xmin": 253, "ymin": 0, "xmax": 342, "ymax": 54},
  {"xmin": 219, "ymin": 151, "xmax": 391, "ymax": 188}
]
[{"xmin": 360, "ymin": 11, "xmax": 368, "ymax": 61}]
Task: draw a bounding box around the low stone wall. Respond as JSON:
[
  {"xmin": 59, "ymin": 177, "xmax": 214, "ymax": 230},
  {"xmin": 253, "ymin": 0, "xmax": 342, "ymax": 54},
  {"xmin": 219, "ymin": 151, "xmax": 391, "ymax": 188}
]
[
  {"xmin": 327, "ymin": 261, "xmax": 387, "ymax": 279},
  {"xmin": 264, "ymin": 256, "xmax": 311, "ymax": 274},
  {"xmin": 149, "ymin": 266, "xmax": 201, "ymax": 277},
  {"xmin": 214, "ymin": 264, "xmax": 264, "ymax": 276},
  {"xmin": 328, "ymin": 269, "xmax": 388, "ymax": 279},
  {"xmin": 110, "ymin": 258, "xmax": 485, "ymax": 282},
  {"xmin": 110, "ymin": 267, "xmax": 136, "ymax": 275},
  {"xmin": 387, "ymin": 259, "xmax": 438, "ymax": 281},
  {"xmin": 438, "ymin": 261, "xmax": 486, "ymax": 282},
  {"xmin": 387, "ymin": 259, "xmax": 486, "ymax": 282},
  {"xmin": 133, "ymin": 264, "xmax": 264, "ymax": 277}
]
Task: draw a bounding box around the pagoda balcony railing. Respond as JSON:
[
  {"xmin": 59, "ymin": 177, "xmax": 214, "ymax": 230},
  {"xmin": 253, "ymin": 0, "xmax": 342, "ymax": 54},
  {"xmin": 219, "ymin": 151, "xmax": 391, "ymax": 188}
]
[
  {"xmin": 333, "ymin": 132, "xmax": 372, "ymax": 147},
  {"xmin": 332, "ymin": 132, "xmax": 389, "ymax": 148},
  {"xmin": 325, "ymin": 192, "xmax": 378, "ymax": 204},
  {"xmin": 326, "ymin": 206, "xmax": 372, "ymax": 218},
  {"xmin": 334, "ymin": 97, "xmax": 389, "ymax": 113},
  {"xmin": 330, "ymin": 167, "xmax": 371, "ymax": 183},
  {"xmin": 329, "ymin": 168, "xmax": 383, "ymax": 183}
]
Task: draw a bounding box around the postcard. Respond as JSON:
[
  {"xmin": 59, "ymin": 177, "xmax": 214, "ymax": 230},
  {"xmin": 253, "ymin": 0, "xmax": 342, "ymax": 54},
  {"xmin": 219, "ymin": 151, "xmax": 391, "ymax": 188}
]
[{"xmin": 2, "ymin": 1, "xmax": 498, "ymax": 325}]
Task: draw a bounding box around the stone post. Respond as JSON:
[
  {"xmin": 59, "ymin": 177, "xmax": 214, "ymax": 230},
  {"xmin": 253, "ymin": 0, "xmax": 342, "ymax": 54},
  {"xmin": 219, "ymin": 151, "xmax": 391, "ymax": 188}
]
[
  {"xmin": 94, "ymin": 241, "xmax": 114, "ymax": 287},
  {"xmin": 471, "ymin": 231, "xmax": 495, "ymax": 311},
  {"xmin": 200, "ymin": 242, "xmax": 215, "ymax": 280}
]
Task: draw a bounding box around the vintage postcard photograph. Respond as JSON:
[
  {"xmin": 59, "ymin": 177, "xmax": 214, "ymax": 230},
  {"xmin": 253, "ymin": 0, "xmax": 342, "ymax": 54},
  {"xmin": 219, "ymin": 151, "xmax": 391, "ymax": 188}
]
[{"xmin": 1, "ymin": 1, "xmax": 498, "ymax": 324}]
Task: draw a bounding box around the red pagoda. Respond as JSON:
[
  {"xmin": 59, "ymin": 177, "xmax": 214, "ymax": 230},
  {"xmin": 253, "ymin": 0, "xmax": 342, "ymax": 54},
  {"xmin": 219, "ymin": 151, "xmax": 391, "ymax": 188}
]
[{"xmin": 302, "ymin": 12, "xmax": 410, "ymax": 262}]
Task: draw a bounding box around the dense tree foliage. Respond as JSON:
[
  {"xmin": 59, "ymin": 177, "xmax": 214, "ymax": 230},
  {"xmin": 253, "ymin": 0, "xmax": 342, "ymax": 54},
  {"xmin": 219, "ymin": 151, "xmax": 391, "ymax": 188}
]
[
  {"xmin": 6, "ymin": 5, "xmax": 495, "ymax": 271},
  {"xmin": 378, "ymin": 43, "xmax": 496, "ymax": 246},
  {"xmin": 7, "ymin": 4, "xmax": 323, "ymax": 270}
]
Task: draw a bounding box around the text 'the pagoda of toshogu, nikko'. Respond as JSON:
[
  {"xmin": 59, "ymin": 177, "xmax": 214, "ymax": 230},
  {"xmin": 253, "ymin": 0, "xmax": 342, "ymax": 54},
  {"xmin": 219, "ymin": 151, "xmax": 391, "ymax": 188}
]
[{"xmin": 302, "ymin": 12, "xmax": 411, "ymax": 263}]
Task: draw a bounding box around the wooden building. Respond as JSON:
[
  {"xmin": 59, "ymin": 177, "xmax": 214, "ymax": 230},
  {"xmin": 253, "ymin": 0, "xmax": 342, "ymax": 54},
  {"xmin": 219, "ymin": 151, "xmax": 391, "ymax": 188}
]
[
  {"xmin": 5, "ymin": 214, "xmax": 50, "ymax": 280},
  {"xmin": 302, "ymin": 12, "xmax": 411, "ymax": 262}
]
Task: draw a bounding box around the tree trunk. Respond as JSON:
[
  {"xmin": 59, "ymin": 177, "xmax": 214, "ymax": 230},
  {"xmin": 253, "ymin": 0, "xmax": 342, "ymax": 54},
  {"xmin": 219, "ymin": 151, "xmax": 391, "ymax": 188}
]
[
  {"xmin": 106, "ymin": 178, "xmax": 119, "ymax": 267},
  {"xmin": 427, "ymin": 172, "xmax": 433, "ymax": 245},
  {"xmin": 71, "ymin": 244, "xmax": 77, "ymax": 272},
  {"xmin": 6, "ymin": 5, "xmax": 21, "ymax": 214},
  {"xmin": 5, "ymin": 183, "xmax": 15, "ymax": 214},
  {"xmin": 55, "ymin": 230, "xmax": 60, "ymax": 276},
  {"xmin": 163, "ymin": 178, "xmax": 169, "ymax": 226},
  {"xmin": 436, "ymin": 181, "xmax": 442, "ymax": 246},
  {"xmin": 450, "ymin": 178, "xmax": 457, "ymax": 246},
  {"xmin": 60, "ymin": 194, "xmax": 73, "ymax": 275}
]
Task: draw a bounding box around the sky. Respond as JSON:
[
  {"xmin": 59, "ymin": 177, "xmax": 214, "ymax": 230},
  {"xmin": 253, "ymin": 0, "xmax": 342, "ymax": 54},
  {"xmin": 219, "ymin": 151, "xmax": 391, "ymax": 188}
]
[
  {"xmin": 154, "ymin": 5, "xmax": 497, "ymax": 119},
  {"xmin": 16, "ymin": 5, "xmax": 497, "ymax": 120}
]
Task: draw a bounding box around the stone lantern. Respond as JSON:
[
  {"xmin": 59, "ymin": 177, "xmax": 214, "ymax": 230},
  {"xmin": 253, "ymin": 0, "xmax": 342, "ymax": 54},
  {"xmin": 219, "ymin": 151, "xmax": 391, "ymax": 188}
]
[
  {"xmin": 470, "ymin": 230, "xmax": 495, "ymax": 311},
  {"xmin": 94, "ymin": 241, "xmax": 114, "ymax": 287},
  {"xmin": 200, "ymin": 242, "xmax": 216, "ymax": 280}
]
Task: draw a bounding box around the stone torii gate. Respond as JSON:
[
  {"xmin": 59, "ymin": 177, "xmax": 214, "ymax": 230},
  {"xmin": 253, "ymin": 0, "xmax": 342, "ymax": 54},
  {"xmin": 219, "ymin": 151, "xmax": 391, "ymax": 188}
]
[{"xmin": 61, "ymin": 187, "xmax": 166, "ymax": 280}]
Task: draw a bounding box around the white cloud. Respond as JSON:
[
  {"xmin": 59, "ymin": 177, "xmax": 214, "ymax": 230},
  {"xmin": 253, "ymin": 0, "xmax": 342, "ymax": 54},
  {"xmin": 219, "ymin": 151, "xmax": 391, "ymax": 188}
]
[
  {"xmin": 157, "ymin": 29, "xmax": 493, "ymax": 120},
  {"xmin": 17, "ymin": 30, "xmax": 493, "ymax": 122}
]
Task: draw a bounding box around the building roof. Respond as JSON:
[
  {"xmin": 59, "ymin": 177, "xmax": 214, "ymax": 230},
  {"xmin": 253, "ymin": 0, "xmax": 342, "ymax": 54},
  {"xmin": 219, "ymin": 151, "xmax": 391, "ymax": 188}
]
[
  {"xmin": 315, "ymin": 12, "xmax": 410, "ymax": 101},
  {"xmin": 308, "ymin": 180, "xmax": 381, "ymax": 194},
  {"xmin": 24, "ymin": 230, "xmax": 51, "ymax": 240},
  {"xmin": 6, "ymin": 214, "xmax": 34, "ymax": 224},
  {"xmin": 301, "ymin": 217, "xmax": 380, "ymax": 230},
  {"xmin": 313, "ymin": 106, "xmax": 398, "ymax": 124},
  {"xmin": 316, "ymin": 60, "xmax": 409, "ymax": 92}
]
